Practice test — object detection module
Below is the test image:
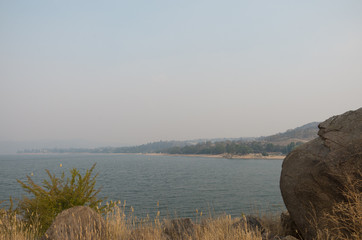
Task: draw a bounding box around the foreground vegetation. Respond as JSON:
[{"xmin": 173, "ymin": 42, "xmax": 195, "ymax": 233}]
[
  {"xmin": 313, "ymin": 174, "xmax": 362, "ymax": 240},
  {"xmin": 1, "ymin": 197, "xmax": 361, "ymax": 240},
  {"xmin": 0, "ymin": 204, "xmax": 276, "ymax": 240},
  {"xmin": 0, "ymin": 164, "xmax": 360, "ymax": 239}
]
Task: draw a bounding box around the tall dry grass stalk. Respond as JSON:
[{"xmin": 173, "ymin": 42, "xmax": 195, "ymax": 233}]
[
  {"xmin": 105, "ymin": 204, "xmax": 165, "ymax": 240},
  {"xmin": 0, "ymin": 210, "xmax": 40, "ymax": 240},
  {"xmin": 1, "ymin": 203, "xmax": 267, "ymax": 240},
  {"xmin": 193, "ymin": 215, "xmax": 263, "ymax": 240},
  {"xmin": 259, "ymin": 212, "xmax": 284, "ymax": 237},
  {"xmin": 105, "ymin": 205, "xmax": 264, "ymax": 240},
  {"xmin": 3, "ymin": 194, "xmax": 360, "ymax": 240},
  {"xmin": 313, "ymin": 172, "xmax": 362, "ymax": 240}
]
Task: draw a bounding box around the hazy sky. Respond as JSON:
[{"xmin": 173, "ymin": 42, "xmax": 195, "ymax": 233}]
[{"xmin": 1, "ymin": 0, "xmax": 361, "ymax": 146}]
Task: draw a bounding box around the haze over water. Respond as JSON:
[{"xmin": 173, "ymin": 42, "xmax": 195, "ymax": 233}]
[{"xmin": 1, "ymin": 1, "xmax": 361, "ymax": 151}]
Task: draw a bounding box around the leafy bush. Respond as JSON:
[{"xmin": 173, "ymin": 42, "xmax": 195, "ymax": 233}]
[{"xmin": 16, "ymin": 163, "xmax": 108, "ymax": 234}]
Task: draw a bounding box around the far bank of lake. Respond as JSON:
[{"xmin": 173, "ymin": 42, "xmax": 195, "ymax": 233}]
[
  {"xmin": 142, "ymin": 152, "xmax": 286, "ymax": 159},
  {"xmin": 18, "ymin": 152, "xmax": 286, "ymax": 160}
]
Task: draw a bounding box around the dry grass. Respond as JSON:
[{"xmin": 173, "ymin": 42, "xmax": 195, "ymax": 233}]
[
  {"xmin": 193, "ymin": 215, "xmax": 263, "ymax": 240},
  {"xmin": 259, "ymin": 212, "xmax": 284, "ymax": 237},
  {"xmin": 0, "ymin": 210, "xmax": 40, "ymax": 240},
  {"xmin": 313, "ymin": 174, "xmax": 362, "ymax": 240},
  {"xmin": 105, "ymin": 205, "xmax": 265, "ymax": 240},
  {"xmin": 0, "ymin": 204, "xmax": 266, "ymax": 240}
]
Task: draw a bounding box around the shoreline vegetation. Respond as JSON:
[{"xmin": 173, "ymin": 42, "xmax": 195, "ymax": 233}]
[
  {"xmin": 16, "ymin": 141, "xmax": 301, "ymax": 158},
  {"xmin": 146, "ymin": 152, "xmax": 286, "ymax": 159}
]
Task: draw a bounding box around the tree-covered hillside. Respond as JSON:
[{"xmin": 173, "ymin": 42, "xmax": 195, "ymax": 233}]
[
  {"xmin": 258, "ymin": 122, "xmax": 319, "ymax": 145},
  {"xmin": 19, "ymin": 122, "xmax": 319, "ymax": 156},
  {"xmin": 163, "ymin": 141, "xmax": 300, "ymax": 156}
]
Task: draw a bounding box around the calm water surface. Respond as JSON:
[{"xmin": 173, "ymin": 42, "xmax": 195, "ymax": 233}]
[{"xmin": 0, "ymin": 154, "xmax": 285, "ymax": 218}]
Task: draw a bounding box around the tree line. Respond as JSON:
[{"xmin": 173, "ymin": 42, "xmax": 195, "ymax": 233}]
[
  {"xmin": 19, "ymin": 140, "xmax": 302, "ymax": 156},
  {"xmin": 162, "ymin": 141, "xmax": 302, "ymax": 156}
]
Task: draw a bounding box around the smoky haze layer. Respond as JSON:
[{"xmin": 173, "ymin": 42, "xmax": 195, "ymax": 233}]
[{"xmin": 1, "ymin": 1, "xmax": 361, "ymax": 147}]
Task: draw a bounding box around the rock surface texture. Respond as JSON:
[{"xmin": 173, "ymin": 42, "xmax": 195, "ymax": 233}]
[
  {"xmin": 280, "ymin": 108, "xmax": 362, "ymax": 240},
  {"xmin": 41, "ymin": 206, "xmax": 106, "ymax": 240}
]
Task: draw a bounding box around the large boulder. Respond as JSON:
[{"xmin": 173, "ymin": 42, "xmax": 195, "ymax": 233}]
[
  {"xmin": 280, "ymin": 108, "xmax": 362, "ymax": 239},
  {"xmin": 41, "ymin": 206, "xmax": 106, "ymax": 240}
]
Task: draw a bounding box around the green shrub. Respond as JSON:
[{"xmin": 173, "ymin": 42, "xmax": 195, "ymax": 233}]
[{"xmin": 16, "ymin": 163, "xmax": 108, "ymax": 234}]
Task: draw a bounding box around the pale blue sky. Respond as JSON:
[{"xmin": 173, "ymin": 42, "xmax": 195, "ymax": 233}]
[{"xmin": 1, "ymin": 0, "xmax": 361, "ymax": 146}]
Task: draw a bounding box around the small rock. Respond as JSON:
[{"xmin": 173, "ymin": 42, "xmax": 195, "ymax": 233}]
[
  {"xmin": 163, "ymin": 218, "xmax": 194, "ymax": 240},
  {"xmin": 41, "ymin": 206, "xmax": 106, "ymax": 240},
  {"xmin": 232, "ymin": 215, "xmax": 265, "ymax": 234},
  {"xmin": 280, "ymin": 212, "xmax": 299, "ymax": 238}
]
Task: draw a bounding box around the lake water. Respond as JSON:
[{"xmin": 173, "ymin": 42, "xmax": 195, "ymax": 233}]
[{"xmin": 0, "ymin": 154, "xmax": 285, "ymax": 219}]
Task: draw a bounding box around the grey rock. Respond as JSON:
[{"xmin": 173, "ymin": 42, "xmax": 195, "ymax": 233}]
[
  {"xmin": 41, "ymin": 206, "xmax": 106, "ymax": 240},
  {"xmin": 280, "ymin": 108, "xmax": 362, "ymax": 240},
  {"xmin": 163, "ymin": 218, "xmax": 194, "ymax": 240},
  {"xmin": 280, "ymin": 212, "xmax": 299, "ymax": 238},
  {"xmin": 232, "ymin": 215, "xmax": 265, "ymax": 234}
]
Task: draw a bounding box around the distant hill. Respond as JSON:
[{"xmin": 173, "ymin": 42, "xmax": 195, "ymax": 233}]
[
  {"xmin": 160, "ymin": 122, "xmax": 320, "ymax": 156},
  {"xmin": 18, "ymin": 122, "xmax": 320, "ymax": 155},
  {"xmin": 258, "ymin": 122, "xmax": 319, "ymax": 146}
]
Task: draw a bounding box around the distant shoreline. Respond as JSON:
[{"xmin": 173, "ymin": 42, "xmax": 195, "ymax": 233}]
[
  {"xmin": 17, "ymin": 152, "xmax": 286, "ymax": 159},
  {"xmin": 142, "ymin": 153, "xmax": 286, "ymax": 159}
]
